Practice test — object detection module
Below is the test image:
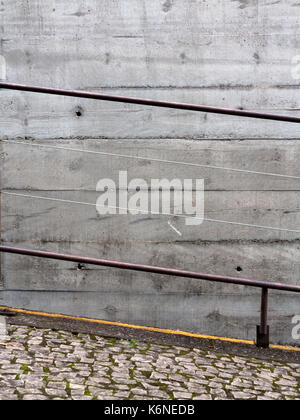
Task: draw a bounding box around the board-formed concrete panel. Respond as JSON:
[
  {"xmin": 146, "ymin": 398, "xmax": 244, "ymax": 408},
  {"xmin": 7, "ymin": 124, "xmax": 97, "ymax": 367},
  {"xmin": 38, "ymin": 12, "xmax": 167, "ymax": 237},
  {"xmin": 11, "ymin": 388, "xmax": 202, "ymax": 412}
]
[{"xmin": 0, "ymin": 0, "xmax": 300, "ymax": 345}]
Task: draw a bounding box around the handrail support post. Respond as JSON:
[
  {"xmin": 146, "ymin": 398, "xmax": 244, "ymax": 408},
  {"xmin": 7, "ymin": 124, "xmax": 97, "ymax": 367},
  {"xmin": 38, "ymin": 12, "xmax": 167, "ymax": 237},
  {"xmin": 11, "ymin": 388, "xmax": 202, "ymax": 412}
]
[{"xmin": 256, "ymin": 287, "xmax": 269, "ymax": 348}]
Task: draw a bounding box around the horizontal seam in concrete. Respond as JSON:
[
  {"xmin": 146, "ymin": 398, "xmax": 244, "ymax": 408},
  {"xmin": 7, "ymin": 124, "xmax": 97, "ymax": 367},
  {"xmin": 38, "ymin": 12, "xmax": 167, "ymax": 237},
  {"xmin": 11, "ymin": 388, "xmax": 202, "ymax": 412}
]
[
  {"xmin": 3, "ymin": 137, "xmax": 300, "ymax": 142},
  {"xmin": 2, "ymin": 240, "xmax": 300, "ymax": 246},
  {"xmin": 3, "ymin": 190, "xmax": 300, "ymax": 193},
  {"xmin": 3, "ymin": 139, "xmax": 300, "ymax": 143}
]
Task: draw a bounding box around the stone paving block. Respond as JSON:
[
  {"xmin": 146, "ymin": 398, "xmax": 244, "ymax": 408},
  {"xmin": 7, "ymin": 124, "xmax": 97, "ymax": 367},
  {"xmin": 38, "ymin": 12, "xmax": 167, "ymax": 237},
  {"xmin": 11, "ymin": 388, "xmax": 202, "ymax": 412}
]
[
  {"xmin": 23, "ymin": 395, "xmax": 49, "ymax": 400},
  {"xmin": 0, "ymin": 324, "xmax": 299, "ymax": 400},
  {"xmin": 45, "ymin": 389, "xmax": 68, "ymax": 398},
  {"xmin": 173, "ymin": 391, "xmax": 193, "ymax": 399}
]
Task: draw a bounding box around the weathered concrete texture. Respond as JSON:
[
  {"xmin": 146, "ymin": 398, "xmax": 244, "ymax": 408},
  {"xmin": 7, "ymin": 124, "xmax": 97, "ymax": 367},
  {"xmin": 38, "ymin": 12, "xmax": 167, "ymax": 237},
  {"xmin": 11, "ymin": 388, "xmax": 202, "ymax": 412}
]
[
  {"xmin": 0, "ymin": 1, "xmax": 300, "ymax": 139},
  {"xmin": 1, "ymin": 89, "xmax": 300, "ymax": 140},
  {"xmin": 3, "ymin": 139, "xmax": 300, "ymax": 192},
  {"xmin": 0, "ymin": 324, "xmax": 299, "ymax": 400},
  {"xmin": 1, "ymin": 138, "xmax": 300, "ymax": 344},
  {"xmin": 1, "ymin": 287, "xmax": 300, "ymax": 346},
  {"xmin": 0, "ymin": 1, "xmax": 300, "ymax": 345}
]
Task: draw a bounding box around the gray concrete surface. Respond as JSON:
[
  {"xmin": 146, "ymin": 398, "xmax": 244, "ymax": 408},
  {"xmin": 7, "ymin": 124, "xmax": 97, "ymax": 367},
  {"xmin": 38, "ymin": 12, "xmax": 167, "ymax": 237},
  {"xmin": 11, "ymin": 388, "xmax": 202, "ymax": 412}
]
[
  {"xmin": 0, "ymin": 323, "xmax": 299, "ymax": 400},
  {"xmin": 0, "ymin": 1, "xmax": 300, "ymax": 345}
]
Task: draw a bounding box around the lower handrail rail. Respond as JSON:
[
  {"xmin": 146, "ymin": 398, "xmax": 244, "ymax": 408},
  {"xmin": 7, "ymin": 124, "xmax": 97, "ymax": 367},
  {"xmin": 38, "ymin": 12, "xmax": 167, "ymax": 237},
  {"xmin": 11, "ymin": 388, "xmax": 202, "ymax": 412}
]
[{"xmin": 0, "ymin": 245, "xmax": 299, "ymax": 348}]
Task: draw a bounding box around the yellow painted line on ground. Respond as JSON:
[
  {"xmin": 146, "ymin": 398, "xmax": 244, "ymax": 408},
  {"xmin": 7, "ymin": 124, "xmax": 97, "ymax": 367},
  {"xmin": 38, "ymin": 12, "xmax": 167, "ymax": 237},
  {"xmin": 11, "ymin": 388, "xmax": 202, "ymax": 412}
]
[
  {"xmin": 269, "ymin": 344, "xmax": 300, "ymax": 352},
  {"xmin": 1, "ymin": 305, "xmax": 300, "ymax": 352}
]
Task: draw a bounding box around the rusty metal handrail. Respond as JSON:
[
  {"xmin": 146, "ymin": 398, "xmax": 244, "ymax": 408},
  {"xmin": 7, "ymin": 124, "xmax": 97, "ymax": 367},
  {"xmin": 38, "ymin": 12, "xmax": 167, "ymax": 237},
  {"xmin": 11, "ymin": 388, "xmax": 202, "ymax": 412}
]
[
  {"xmin": 1, "ymin": 82, "xmax": 300, "ymax": 348},
  {"xmin": 1, "ymin": 82, "xmax": 300, "ymax": 123},
  {"xmin": 1, "ymin": 245, "xmax": 300, "ymax": 348}
]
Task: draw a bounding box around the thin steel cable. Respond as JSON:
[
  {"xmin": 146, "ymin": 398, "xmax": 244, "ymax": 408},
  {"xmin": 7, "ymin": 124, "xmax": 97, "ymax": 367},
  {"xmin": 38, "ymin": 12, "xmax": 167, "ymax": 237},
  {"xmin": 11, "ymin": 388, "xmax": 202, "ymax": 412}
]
[
  {"xmin": 2, "ymin": 191, "xmax": 300, "ymax": 235},
  {"xmin": 2, "ymin": 139, "xmax": 300, "ymax": 180}
]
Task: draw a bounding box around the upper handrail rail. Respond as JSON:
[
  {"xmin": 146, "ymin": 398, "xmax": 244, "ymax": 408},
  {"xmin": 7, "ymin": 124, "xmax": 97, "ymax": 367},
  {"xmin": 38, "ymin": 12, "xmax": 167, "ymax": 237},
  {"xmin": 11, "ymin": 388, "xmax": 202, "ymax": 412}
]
[
  {"xmin": 0, "ymin": 245, "xmax": 299, "ymax": 293},
  {"xmin": 1, "ymin": 82, "xmax": 300, "ymax": 124}
]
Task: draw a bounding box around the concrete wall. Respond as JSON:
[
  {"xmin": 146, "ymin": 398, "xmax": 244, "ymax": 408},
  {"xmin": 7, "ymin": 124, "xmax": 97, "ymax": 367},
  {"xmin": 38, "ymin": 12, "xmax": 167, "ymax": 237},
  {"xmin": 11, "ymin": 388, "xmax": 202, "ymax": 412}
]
[{"xmin": 0, "ymin": 0, "xmax": 300, "ymax": 345}]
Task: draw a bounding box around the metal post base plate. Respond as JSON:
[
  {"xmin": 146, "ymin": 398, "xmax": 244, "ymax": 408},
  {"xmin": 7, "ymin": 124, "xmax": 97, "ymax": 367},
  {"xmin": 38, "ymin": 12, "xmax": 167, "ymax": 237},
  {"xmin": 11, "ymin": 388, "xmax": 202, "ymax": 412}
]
[{"xmin": 256, "ymin": 325, "xmax": 270, "ymax": 348}]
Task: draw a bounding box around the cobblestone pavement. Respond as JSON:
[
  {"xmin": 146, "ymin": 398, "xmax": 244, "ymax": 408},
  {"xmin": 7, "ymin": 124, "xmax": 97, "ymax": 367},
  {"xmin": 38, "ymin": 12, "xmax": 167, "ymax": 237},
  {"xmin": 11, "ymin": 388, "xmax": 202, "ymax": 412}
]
[{"xmin": 0, "ymin": 324, "xmax": 299, "ymax": 400}]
